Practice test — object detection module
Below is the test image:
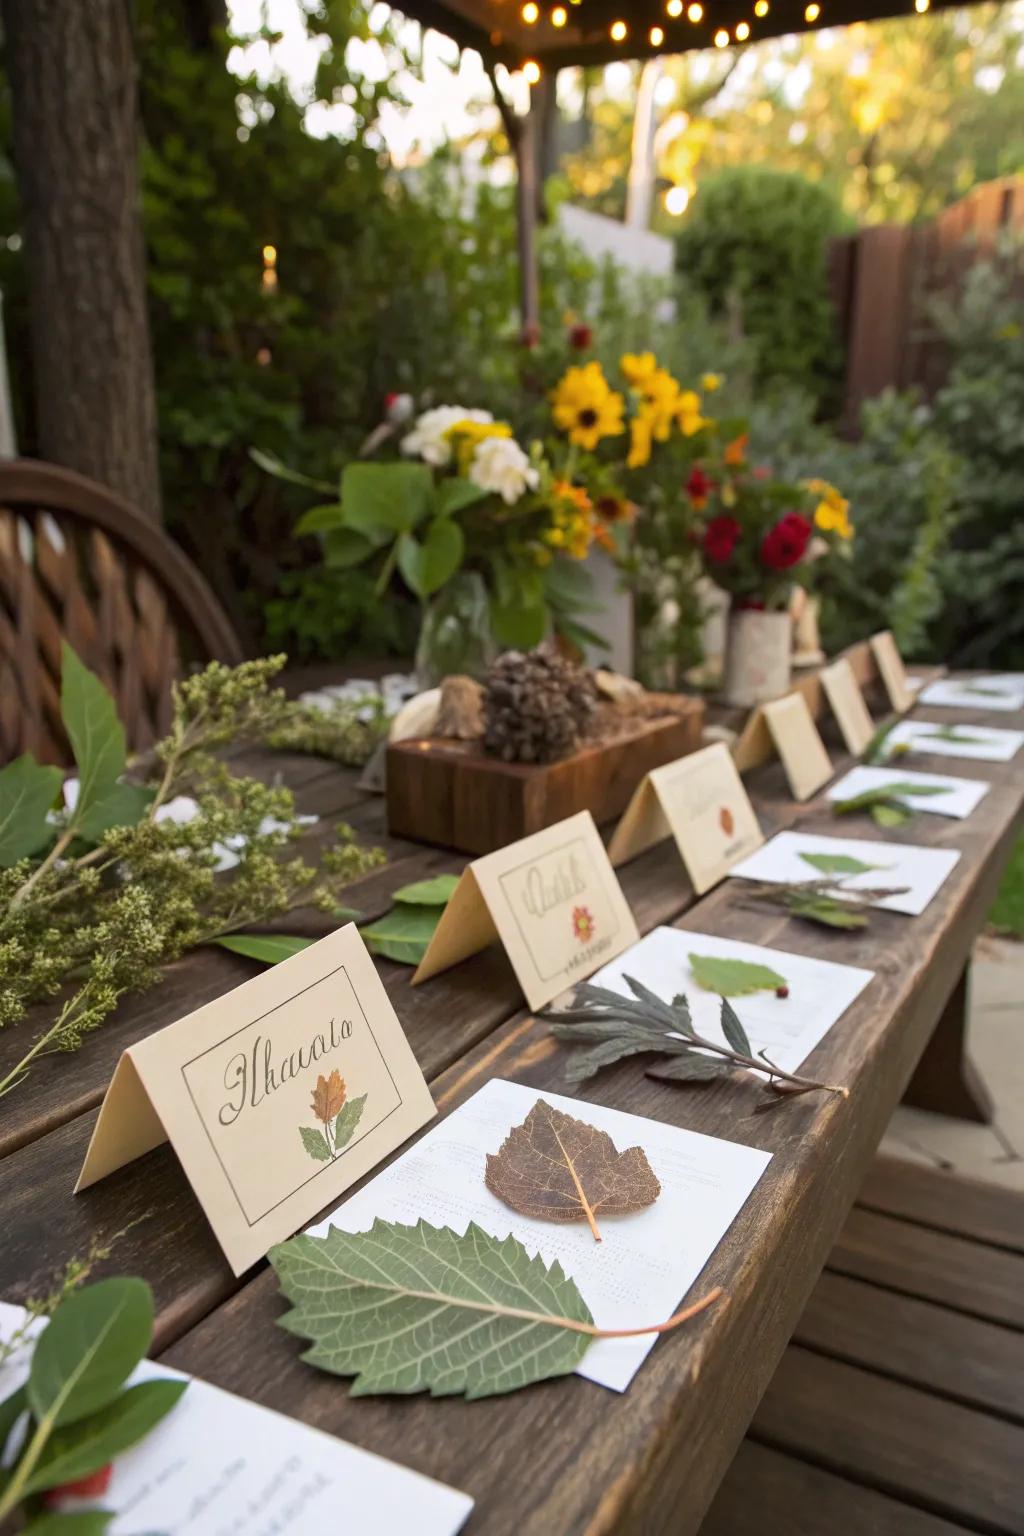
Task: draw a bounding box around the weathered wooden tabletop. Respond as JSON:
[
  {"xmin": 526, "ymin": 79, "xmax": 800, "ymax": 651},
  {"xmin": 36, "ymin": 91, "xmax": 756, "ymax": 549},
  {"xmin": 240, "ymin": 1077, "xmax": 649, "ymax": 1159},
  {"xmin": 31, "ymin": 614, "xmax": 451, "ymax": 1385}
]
[{"xmin": 1, "ymin": 673, "xmax": 1021, "ymax": 1535}]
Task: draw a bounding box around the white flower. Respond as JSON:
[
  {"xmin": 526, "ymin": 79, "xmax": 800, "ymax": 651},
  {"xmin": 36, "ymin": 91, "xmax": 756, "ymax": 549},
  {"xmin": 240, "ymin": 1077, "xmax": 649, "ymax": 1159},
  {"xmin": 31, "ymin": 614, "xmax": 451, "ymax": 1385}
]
[
  {"xmin": 400, "ymin": 405, "xmax": 493, "ymax": 467},
  {"xmin": 468, "ymin": 435, "xmax": 540, "ymax": 505}
]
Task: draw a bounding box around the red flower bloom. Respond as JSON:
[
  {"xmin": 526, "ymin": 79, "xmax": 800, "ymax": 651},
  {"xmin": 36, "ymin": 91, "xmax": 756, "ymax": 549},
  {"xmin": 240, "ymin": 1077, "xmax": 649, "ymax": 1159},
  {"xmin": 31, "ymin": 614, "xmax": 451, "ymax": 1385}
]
[
  {"xmin": 686, "ymin": 465, "xmax": 713, "ymax": 508},
  {"xmin": 761, "ymin": 513, "xmax": 811, "ymax": 571},
  {"xmin": 703, "ymin": 514, "xmax": 741, "ymax": 563},
  {"xmin": 44, "ymin": 1464, "xmax": 114, "ymax": 1506},
  {"xmin": 568, "ymin": 322, "xmax": 593, "ymax": 350}
]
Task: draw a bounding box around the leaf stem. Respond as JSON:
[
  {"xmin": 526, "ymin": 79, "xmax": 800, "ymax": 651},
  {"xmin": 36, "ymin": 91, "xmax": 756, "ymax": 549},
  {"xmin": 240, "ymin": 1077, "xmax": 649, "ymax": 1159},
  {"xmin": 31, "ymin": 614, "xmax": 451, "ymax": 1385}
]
[{"xmin": 552, "ymin": 1125, "xmax": 602, "ymax": 1242}]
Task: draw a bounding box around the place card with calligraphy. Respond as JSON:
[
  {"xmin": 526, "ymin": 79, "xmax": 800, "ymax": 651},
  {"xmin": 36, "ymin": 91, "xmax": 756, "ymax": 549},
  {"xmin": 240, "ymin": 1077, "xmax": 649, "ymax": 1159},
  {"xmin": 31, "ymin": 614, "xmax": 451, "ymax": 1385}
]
[
  {"xmin": 607, "ymin": 742, "xmax": 763, "ymax": 895},
  {"xmin": 412, "ymin": 811, "xmax": 638, "ymax": 1011},
  {"xmin": 76, "ymin": 925, "xmax": 436, "ymax": 1276},
  {"xmin": 819, "ymin": 656, "xmax": 876, "ymax": 756},
  {"xmin": 870, "ymin": 629, "xmax": 915, "ymax": 713},
  {"xmin": 761, "ymin": 692, "xmax": 834, "ymax": 801}
]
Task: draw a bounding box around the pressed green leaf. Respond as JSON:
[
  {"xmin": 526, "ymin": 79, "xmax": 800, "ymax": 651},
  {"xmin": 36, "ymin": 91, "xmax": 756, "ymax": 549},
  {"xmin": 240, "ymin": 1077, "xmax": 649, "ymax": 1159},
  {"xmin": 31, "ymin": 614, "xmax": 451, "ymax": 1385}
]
[
  {"xmin": 719, "ymin": 998, "xmax": 752, "ymax": 1055},
  {"xmin": 799, "ymin": 852, "xmax": 885, "ymax": 877},
  {"xmin": 435, "ymin": 477, "xmax": 489, "ymax": 517},
  {"xmin": 22, "ymin": 1513, "xmax": 114, "ymax": 1535},
  {"xmin": 924, "ymin": 727, "xmax": 986, "ymax": 745},
  {"xmin": 75, "ymin": 782, "xmax": 153, "ymax": 843},
  {"xmin": 688, "ymin": 953, "xmax": 786, "ymax": 997},
  {"xmin": 60, "ymin": 647, "xmax": 126, "ymax": 832},
  {"xmin": 342, "ymin": 462, "xmax": 433, "ymax": 537},
  {"xmin": 647, "ymin": 1053, "xmax": 732, "ymax": 1084},
  {"xmin": 396, "ymin": 518, "xmax": 464, "ymax": 599},
  {"xmin": 562, "ymin": 1035, "xmax": 668, "ymax": 1085},
  {"xmin": 211, "ymin": 933, "xmax": 314, "ymax": 965},
  {"xmin": 334, "ymin": 1093, "xmax": 367, "ymax": 1151},
  {"xmin": 299, "ymin": 1125, "xmax": 332, "ymax": 1162},
  {"xmin": 788, "ymin": 892, "xmax": 870, "ymax": 929},
  {"xmin": 28, "ymin": 1278, "xmax": 153, "ymax": 1429},
  {"xmin": 270, "ymin": 1219, "xmax": 593, "ymax": 1398},
  {"xmin": 882, "ymin": 782, "xmax": 950, "ymax": 798},
  {"xmin": 323, "ymin": 527, "xmax": 380, "ymax": 568},
  {"xmin": 361, "ymin": 903, "xmax": 445, "ymax": 965},
  {"xmin": 391, "ymin": 874, "xmax": 460, "ymax": 906},
  {"xmin": 294, "ymin": 501, "xmax": 346, "ymax": 536},
  {"xmin": 0, "ymin": 755, "xmax": 63, "ymax": 866},
  {"xmin": 872, "ymin": 802, "xmax": 910, "ymax": 827},
  {"xmin": 23, "ymin": 1379, "xmax": 187, "ymax": 1496}
]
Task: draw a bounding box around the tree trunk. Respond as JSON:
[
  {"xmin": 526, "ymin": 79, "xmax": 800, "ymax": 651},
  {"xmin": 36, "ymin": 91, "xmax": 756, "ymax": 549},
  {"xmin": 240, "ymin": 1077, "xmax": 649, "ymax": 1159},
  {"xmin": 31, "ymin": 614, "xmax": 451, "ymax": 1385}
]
[{"xmin": 2, "ymin": 0, "xmax": 161, "ymax": 520}]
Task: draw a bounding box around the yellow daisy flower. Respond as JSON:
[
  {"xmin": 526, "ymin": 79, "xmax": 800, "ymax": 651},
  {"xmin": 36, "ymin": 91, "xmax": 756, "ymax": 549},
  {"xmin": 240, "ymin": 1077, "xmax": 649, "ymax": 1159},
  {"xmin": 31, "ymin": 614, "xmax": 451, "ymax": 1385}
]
[
  {"xmin": 444, "ymin": 418, "xmax": 512, "ymax": 475},
  {"xmin": 677, "ymin": 389, "xmax": 708, "ymax": 437},
  {"xmin": 806, "ymin": 478, "xmax": 853, "ymax": 540},
  {"xmin": 628, "ymin": 411, "xmax": 654, "ymax": 469},
  {"xmin": 551, "ymin": 362, "xmax": 625, "ymax": 450},
  {"xmin": 620, "ymin": 351, "xmax": 659, "ymax": 387}
]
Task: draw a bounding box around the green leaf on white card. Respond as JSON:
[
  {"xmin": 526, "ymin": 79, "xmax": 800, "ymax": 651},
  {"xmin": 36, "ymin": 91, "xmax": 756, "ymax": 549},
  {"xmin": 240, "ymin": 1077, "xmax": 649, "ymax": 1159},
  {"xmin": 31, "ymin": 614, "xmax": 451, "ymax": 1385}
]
[
  {"xmin": 0, "ymin": 755, "xmax": 63, "ymax": 866},
  {"xmin": 270, "ymin": 1219, "xmax": 595, "ymax": 1398},
  {"xmin": 799, "ymin": 852, "xmax": 886, "ymax": 877},
  {"xmin": 688, "ymin": 953, "xmax": 787, "ymax": 998},
  {"xmin": 299, "ymin": 1125, "xmax": 332, "ymax": 1163},
  {"xmin": 23, "ymin": 1379, "xmax": 187, "ymax": 1497},
  {"xmin": 333, "ymin": 1093, "xmax": 367, "ymax": 1152},
  {"xmin": 719, "ymin": 998, "xmax": 752, "ymax": 1055},
  {"xmin": 22, "ymin": 1513, "xmax": 114, "ymax": 1535},
  {"xmin": 872, "ymin": 802, "xmax": 911, "ymax": 827},
  {"xmin": 28, "ymin": 1278, "xmax": 152, "ymax": 1429}
]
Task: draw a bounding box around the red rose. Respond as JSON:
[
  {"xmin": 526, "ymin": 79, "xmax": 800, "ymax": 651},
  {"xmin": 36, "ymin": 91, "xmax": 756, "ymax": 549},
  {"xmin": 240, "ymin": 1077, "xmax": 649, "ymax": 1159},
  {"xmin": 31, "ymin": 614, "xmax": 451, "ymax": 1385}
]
[
  {"xmin": 686, "ymin": 465, "xmax": 713, "ymax": 505},
  {"xmin": 568, "ymin": 322, "xmax": 593, "ymax": 350},
  {"xmin": 44, "ymin": 1464, "xmax": 114, "ymax": 1505},
  {"xmin": 761, "ymin": 513, "xmax": 811, "ymax": 571},
  {"xmin": 703, "ymin": 514, "xmax": 741, "ymax": 563}
]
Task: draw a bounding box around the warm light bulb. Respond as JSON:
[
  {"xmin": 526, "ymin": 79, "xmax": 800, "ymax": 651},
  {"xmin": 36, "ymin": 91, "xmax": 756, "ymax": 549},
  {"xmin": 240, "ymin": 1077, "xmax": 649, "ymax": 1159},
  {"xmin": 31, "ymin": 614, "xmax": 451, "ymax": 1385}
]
[
  {"xmin": 667, "ymin": 0, "xmax": 683, "ymax": 14},
  {"xmin": 610, "ymin": 18, "xmax": 628, "ymax": 39},
  {"xmin": 714, "ymin": 26, "xmax": 729, "ymax": 44},
  {"xmin": 735, "ymin": 20, "xmax": 750, "ymax": 38},
  {"xmin": 523, "ymin": 58, "xmax": 542, "ymax": 82},
  {"xmin": 649, "ymin": 24, "xmax": 665, "ymax": 42},
  {"xmin": 804, "ymin": 3, "xmax": 820, "ymax": 19},
  {"xmin": 665, "ymin": 185, "xmax": 691, "ymax": 215},
  {"xmin": 552, "ymin": 4, "xmax": 568, "ymax": 23},
  {"xmin": 754, "ymin": 1, "xmax": 769, "ymax": 15},
  {"xmin": 687, "ymin": 2, "xmax": 702, "ymax": 19},
  {"xmin": 521, "ymin": 1, "xmax": 539, "ymax": 21},
  {"xmin": 262, "ymin": 244, "xmax": 277, "ymax": 266},
  {"xmin": 914, "ymin": 0, "xmax": 929, "ymax": 11}
]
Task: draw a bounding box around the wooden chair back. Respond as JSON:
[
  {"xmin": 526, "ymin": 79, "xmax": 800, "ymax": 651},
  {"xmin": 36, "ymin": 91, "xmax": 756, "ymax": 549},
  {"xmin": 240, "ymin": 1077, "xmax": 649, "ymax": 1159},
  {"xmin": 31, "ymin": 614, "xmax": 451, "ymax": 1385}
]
[{"xmin": 0, "ymin": 459, "xmax": 244, "ymax": 765}]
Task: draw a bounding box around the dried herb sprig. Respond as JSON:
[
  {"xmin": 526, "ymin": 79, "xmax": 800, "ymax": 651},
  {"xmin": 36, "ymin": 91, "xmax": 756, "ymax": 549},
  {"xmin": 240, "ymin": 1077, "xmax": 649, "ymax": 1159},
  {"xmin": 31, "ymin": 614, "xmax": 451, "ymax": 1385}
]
[
  {"xmin": 268, "ymin": 693, "xmax": 389, "ymax": 767},
  {"xmin": 544, "ymin": 976, "xmax": 847, "ymax": 1098},
  {"xmin": 832, "ymin": 781, "xmax": 947, "ymax": 827},
  {"xmin": 735, "ymin": 877, "xmax": 910, "ymax": 930}
]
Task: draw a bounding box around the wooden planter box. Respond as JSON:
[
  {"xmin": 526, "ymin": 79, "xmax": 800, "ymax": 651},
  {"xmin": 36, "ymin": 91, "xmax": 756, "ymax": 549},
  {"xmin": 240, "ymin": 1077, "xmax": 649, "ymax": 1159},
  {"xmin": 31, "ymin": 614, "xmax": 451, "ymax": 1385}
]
[{"xmin": 386, "ymin": 703, "xmax": 705, "ymax": 855}]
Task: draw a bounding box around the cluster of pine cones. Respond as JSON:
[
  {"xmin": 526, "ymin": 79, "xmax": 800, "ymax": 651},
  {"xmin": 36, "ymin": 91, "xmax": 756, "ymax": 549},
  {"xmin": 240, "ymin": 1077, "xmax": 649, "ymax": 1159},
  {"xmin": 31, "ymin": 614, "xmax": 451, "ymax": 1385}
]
[{"xmin": 482, "ymin": 647, "xmax": 597, "ymax": 764}]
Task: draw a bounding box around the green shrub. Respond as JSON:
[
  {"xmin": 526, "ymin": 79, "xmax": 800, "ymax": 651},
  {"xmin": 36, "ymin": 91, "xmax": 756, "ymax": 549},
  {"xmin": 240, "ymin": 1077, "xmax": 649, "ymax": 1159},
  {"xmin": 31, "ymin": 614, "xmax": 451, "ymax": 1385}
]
[{"xmin": 675, "ymin": 168, "xmax": 849, "ymax": 409}]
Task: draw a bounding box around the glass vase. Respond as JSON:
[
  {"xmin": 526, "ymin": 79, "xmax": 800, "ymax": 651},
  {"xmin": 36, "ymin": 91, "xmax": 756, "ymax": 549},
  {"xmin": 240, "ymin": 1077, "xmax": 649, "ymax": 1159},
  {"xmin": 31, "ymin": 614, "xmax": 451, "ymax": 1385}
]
[{"xmin": 414, "ymin": 571, "xmax": 496, "ymax": 689}]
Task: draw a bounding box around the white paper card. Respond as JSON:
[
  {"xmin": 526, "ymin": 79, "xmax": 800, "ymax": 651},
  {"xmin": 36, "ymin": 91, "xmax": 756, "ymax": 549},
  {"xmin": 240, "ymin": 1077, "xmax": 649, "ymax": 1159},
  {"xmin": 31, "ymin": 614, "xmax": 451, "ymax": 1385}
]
[
  {"xmin": 826, "ymin": 764, "xmax": 990, "ymax": 820},
  {"xmin": 0, "ymin": 1302, "xmax": 473, "ymax": 1535},
  {"xmin": 882, "ymin": 719, "xmax": 1024, "ymax": 763},
  {"xmin": 311, "ymin": 1077, "xmax": 770, "ymax": 1394},
  {"xmin": 919, "ymin": 675, "xmax": 1024, "ymax": 712},
  {"xmin": 593, "ymin": 926, "xmax": 872, "ymax": 1077},
  {"xmin": 729, "ymin": 829, "xmax": 962, "ymax": 917}
]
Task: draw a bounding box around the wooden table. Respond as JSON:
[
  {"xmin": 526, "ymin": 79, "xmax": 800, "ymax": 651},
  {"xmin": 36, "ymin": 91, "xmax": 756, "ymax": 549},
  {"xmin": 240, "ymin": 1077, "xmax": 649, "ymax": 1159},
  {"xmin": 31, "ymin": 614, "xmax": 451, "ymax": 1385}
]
[{"xmin": 1, "ymin": 678, "xmax": 1021, "ymax": 1535}]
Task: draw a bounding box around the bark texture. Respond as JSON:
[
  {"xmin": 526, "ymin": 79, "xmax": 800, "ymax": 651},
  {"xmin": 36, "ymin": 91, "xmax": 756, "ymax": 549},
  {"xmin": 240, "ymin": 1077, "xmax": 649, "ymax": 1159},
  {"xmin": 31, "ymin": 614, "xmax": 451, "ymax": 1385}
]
[{"xmin": 2, "ymin": 0, "xmax": 162, "ymax": 520}]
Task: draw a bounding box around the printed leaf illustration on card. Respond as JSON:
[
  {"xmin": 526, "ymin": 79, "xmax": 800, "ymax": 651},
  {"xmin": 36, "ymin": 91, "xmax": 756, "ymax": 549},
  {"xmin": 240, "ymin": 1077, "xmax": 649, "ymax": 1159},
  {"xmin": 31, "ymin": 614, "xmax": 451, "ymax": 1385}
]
[
  {"xmin": 299, "ymin": 1068, "xmax": 366, "ymax": 1163},
  {"xmin": 269, "ymin": 1218, "xmax": 721, "ymax": 1399},
  {"xmin": 688, "ymin": 953, "xmax": 787, "ymax": 997},
  {"xmin": 484, "ymin": 1099, "xmax": 660, "ymax": 1242}
]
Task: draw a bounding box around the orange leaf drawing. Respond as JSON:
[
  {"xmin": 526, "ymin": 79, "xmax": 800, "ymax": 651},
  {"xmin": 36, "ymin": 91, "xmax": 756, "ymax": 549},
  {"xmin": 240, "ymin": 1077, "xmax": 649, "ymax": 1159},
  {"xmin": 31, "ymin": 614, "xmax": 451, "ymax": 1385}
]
[
  {"xmin": 719, "ymin": 806, "xmax": 734, "ymax": 836},
  {"xmin": 311, "ymin": 1068, "xmax": 346, "ymax": 1125}
]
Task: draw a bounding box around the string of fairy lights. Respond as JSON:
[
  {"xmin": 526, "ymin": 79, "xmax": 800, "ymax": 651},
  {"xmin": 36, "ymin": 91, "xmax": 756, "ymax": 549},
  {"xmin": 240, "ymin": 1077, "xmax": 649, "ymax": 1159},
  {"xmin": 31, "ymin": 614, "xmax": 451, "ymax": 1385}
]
[{"xmin": 505, "ymin": 0, "xmax": 932, "ymax": 77}]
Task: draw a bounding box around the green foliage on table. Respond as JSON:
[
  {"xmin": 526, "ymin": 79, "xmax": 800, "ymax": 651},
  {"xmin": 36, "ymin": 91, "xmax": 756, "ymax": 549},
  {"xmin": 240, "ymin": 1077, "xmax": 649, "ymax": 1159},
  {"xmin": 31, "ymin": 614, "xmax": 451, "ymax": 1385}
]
[
  {"xmin": 687, "ymin": 954, "xmax": 787, "ymax": 997},
  {"xmin": 832, "ymin": 780, "xmax": 948, "ymax": 827},
  {"xmin": 675, "ymin": 167, "xmax": 850, "ymax": 410},
  {"xmin": 267, "ymin": 692, "xmax": 389, "ymax": 768},
  {"xmin": 361, "ymin": 874, "xmax": 460, "ymax": 965},
  {"xmin": 0, "ymin": 653, "xmax": 384, "ymax": 1098},
  {"xmin": 0, "ymin": 1279, "xmax": 185, "ymax": 1524}
]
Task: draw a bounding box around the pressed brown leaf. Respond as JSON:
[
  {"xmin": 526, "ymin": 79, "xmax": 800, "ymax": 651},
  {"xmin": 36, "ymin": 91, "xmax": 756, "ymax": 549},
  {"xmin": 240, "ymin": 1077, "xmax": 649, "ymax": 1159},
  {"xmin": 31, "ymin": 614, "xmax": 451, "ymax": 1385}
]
[
  {"xmin": 485, "ymin": 1098, "xmax": 660, "ymax": 1242},
  {"xmin": 311, "ymin": 1068, "xmax": 346, "ymax": 1125}
]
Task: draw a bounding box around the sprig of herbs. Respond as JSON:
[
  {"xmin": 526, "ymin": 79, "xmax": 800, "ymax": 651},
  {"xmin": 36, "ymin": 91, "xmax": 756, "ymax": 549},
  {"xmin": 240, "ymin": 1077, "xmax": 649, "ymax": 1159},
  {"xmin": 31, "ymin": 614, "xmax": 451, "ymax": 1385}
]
[
  {"xmin": 832, "ymin": 781, "xmax": 947, "ymax": 827},
  {"xmin": 544, "ymin": 976, "xmax": 847, "ymax": 1098},
  {"xmin": 735, "ymin": 877, "xmax": 910, "ymax": 929}
]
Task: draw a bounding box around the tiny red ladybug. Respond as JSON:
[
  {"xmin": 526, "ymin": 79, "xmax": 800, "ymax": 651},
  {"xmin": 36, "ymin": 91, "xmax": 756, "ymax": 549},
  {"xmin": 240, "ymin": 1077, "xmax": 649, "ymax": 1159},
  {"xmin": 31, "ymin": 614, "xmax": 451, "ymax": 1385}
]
[{"xmin": 775, "ymin": 985, "xmax": 789, "ymax": 999}]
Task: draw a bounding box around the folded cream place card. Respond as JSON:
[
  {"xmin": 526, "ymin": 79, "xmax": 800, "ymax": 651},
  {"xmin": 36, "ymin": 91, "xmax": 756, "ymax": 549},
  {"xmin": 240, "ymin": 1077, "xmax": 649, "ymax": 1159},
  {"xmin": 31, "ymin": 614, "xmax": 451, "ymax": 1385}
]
[
  {"xmin": 76, "ymin": 925, "xmax": 436, "ymax": 1276},
  {"xmin": 608, "ymin": 742, "xmax": 763, "ymax": 895},
  {"xmin": 412, "ymin": 810, "xmax": 638, "ymax": 1011},
  {"xmin": 870, "ymin": 630, "xmax": 915, "ymax": 713},
  {"xmin": 820, "ymin": 656, "xmax": 876, "ymax": 756},
  {"xmin": 761, "ymin": 692, "xmax": 834, "ymax": 801}
]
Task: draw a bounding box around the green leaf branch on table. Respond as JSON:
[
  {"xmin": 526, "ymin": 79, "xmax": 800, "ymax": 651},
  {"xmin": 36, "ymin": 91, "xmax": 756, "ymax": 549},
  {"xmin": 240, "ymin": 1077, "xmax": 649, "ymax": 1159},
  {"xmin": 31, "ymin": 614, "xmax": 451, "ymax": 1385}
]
[
  {"xmin": 0, "ymin": 652, "xmax": 384, "ymax": 1098},
  {"xmin": 832, "ymin": 780, "xmax": 949, "ymax": 827},
  {"xmin": 732, "ymin": 849, "xmax": 910, "ymax": 931},
  {"xmin": 0, "ymin": 1279, "xmax": 185, "ymax": 1526},
  {"xmin": 544, "ymin": 976, "xmax": 848, "ymax": 1098},
  {"xmin": 270, "ymin": 1219, "xmax": 722, "ymax": 1400},
  {"xmin": 361, "ymin": 873, "xmax": 460, "ymax": 964}
]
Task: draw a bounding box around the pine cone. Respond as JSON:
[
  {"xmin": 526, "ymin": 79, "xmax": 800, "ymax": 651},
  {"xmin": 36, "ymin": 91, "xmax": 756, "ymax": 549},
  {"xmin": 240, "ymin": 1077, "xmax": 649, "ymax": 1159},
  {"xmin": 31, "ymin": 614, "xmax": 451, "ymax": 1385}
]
[{"xmin": 482, "ymin": 648, "xmax": 597, "ymax": 764}]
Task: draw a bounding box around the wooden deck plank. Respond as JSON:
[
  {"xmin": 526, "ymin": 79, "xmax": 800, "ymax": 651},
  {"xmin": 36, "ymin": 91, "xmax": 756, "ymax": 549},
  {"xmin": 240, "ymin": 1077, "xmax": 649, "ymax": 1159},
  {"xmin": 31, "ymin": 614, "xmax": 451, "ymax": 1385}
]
[
  {"xmin": 796, "ymin": 1270, "xmax": 1024, "ymax": 1422},
  {"xmin": 856, "ymin": 1157, "xmax": 1024, "ymax": 1255},
  {"xmin": 829, "ymin": 1207, "xmax": 1024, "ymax": 1329},
  {"xmin": 751, "ymin": 1346, "xmax": 1024, "ymax": 1535},
  {"xmin": 700, "ymin": 1441, "xmax": 974, "ymax": 1536}
]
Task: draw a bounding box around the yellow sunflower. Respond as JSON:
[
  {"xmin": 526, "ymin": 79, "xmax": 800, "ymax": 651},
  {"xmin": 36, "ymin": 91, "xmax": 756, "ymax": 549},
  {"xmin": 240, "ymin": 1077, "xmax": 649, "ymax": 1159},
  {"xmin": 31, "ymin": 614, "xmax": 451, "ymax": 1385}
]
[{"xmin": 551, "ymin": 362, "xmax": 625, "ymax": 450}]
